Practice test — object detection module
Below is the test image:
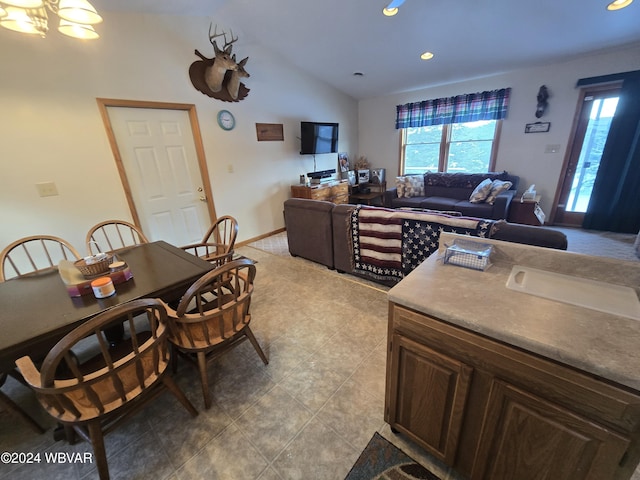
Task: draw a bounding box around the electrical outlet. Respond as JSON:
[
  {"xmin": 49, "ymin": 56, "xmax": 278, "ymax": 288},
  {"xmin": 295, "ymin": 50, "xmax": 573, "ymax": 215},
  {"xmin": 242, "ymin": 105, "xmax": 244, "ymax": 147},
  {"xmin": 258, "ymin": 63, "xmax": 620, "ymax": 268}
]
[
  {"xmin": 36, "ymin": 182, "xmax": 59, "ymax": 197},
  {"xmin": 545, "ymin": 144, "xmax": 561, "ymax": 154}
]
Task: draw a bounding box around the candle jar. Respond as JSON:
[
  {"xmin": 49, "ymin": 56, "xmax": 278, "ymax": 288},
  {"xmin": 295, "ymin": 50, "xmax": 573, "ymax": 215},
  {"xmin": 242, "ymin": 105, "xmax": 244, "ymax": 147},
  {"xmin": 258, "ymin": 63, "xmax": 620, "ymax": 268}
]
[{"xmin": 91, "ymin": 276, "xmax": 116, "ymax": 299}]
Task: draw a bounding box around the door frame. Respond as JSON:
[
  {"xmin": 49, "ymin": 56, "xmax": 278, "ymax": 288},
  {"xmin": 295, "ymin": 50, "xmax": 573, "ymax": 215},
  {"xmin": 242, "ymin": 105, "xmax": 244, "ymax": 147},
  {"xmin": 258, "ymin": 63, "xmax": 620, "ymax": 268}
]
[
  {"xmin": 549, "ymin": 83, "xmax": 621, "ymax": 225},
  {"xmin": 96, "ymin": 98, "xmax": 216, "ymax": 231}
]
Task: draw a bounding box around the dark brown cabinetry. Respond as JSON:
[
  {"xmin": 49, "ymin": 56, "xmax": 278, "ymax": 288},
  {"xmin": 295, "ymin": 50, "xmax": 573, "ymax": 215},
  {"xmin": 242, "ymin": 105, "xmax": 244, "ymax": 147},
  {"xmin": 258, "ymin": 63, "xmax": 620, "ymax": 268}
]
[{"xmin": 385, "ymin": 305, "xmax": 640, "ymax": 480}]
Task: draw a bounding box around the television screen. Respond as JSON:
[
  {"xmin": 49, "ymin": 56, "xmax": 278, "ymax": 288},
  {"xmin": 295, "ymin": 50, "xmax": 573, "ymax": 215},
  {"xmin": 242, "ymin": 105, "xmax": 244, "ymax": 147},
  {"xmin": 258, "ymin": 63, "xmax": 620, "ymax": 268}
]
[{"xmin": 300, "ymin": 122, "xmax": 339, "ymax": 155}]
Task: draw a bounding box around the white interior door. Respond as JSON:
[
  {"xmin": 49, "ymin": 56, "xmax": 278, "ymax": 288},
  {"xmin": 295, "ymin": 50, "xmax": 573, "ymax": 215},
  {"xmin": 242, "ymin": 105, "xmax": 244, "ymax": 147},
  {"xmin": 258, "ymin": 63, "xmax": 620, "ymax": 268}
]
[{"xmin": 105, "ymin": 106, "xmax": 211, "ymax": 247}]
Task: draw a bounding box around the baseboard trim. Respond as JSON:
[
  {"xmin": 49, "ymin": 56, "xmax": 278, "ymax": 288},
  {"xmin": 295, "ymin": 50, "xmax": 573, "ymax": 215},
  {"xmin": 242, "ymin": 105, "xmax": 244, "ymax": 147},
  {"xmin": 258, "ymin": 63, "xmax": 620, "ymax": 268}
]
[{"xmin": 237, "ymin": 227, "xmax": 286, "ymax": 247}]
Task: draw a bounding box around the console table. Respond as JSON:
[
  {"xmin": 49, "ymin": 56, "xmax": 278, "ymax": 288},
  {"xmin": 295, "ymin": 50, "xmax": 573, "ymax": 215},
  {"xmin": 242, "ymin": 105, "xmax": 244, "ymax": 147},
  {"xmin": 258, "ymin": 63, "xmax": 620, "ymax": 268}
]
[
  {"xmin": 349, "ymin": 181, "xmax": 386, "ymax": 206},
  {"xmin": 290, "ymin": 179, "xmax": 348, "ymax": 204}
]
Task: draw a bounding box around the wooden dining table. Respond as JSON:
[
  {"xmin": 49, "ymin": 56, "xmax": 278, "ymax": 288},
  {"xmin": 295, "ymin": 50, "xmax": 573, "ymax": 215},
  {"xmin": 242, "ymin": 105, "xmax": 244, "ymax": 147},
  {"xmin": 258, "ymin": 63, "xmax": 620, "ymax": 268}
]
[{"xmin": 0, "ymin": 241, "xmax": 215, "ymax": 373}]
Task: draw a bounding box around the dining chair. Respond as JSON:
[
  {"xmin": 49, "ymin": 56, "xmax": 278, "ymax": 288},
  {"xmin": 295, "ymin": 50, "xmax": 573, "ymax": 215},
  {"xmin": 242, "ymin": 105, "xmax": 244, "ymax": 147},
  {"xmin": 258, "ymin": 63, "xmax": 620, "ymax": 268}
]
[
  {"xmin": 0, "ymin": 235, "xmax": 81, "ymax": 282},
  {"xmin": 180, "ymin": 215, "xmax": 239, "ymax": 267},
  {"xmin": 85, "ymin": 219, "xmax": 149, "ymax": 255},
  {"xmin": 15, "ymin": 298, "xmax": 198, "ymax": 480},
  {"xmin": 163, "ymin": 258, "xmax": 268, "ymax": 409}
]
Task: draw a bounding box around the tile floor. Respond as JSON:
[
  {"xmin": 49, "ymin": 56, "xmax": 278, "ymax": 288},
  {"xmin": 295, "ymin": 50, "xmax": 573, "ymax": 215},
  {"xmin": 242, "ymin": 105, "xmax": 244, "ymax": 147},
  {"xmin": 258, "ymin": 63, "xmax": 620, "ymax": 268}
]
[
  {"xmin": 2, "ymin": 240, "xmax": 639, "ymax": 480},
  {"xmin": 0, "ymin": 245, "xmax": 453, "ymax": 480}
]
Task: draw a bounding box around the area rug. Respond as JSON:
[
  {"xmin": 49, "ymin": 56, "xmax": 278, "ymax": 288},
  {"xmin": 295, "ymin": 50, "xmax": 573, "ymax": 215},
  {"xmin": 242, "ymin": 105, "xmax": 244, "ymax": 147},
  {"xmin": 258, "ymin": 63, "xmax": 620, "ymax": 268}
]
[{"xmin": 345, "ymin": 433, "xmax": 441, "ymax": 480}]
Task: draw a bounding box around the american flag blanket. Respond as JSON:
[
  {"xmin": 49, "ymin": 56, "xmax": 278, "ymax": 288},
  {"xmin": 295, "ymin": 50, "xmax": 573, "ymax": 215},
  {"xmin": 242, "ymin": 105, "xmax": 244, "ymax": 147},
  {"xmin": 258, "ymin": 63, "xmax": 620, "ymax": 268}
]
[{"xmin": 351, "ymin": 206, "xmax": 496, "ymax": 283}]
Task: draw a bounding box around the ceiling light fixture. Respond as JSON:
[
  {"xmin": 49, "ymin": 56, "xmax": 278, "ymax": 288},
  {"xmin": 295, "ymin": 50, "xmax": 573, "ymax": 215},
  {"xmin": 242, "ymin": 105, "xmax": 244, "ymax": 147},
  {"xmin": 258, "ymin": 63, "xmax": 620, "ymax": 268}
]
[
  {"xmin": 420, "ymin": 51, "xmax": 434, "ymax": 61},
  {"xmin": 607, "ymin": 0, "xmax": 633, "ymax": 9},
  {"xmin": 0, "ymin": 0, "xmax": 102, "ymax": 39},
  {"xmin": 382, "ymin": 0, "xmax": 405, "ymax": 16}
]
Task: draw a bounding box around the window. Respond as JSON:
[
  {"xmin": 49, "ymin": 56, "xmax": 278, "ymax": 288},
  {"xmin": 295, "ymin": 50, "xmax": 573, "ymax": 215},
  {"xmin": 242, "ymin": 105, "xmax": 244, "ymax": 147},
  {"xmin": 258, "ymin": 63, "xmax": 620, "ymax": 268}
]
[{"xmin": 401, "ymin": 119, "xmax": 501, "ymax": 175}]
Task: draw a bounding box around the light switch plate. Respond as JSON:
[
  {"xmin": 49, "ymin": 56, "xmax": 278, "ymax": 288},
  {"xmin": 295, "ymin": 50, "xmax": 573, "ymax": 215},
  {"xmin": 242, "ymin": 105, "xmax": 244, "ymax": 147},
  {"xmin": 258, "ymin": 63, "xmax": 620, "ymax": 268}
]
[{"xmin": 36, "ymin": 182, "xmax": 59, "ymax": 197}]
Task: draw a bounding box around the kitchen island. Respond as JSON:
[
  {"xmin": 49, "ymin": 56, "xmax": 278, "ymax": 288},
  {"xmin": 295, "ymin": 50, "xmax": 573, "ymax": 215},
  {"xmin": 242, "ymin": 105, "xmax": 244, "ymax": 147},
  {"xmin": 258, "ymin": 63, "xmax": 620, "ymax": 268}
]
[{"xmin": 385, "ymin": 232, "xmax": 640, "ymax": 480}]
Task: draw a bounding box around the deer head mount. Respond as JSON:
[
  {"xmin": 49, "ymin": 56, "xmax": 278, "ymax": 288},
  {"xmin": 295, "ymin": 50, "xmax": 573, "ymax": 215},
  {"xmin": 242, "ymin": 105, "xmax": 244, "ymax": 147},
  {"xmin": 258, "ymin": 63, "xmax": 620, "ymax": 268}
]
[{"xmin": 189, "ymin": 24, "xmax": 250, "ymax": 102}]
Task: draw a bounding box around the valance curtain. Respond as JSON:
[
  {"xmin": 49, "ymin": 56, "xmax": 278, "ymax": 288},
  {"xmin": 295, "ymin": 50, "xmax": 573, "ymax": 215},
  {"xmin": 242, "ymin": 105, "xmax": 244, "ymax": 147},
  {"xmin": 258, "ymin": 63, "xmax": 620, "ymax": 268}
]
[
  {"xmin": 395, "ymin": 88, "xmax": 511, "ymax": 129},
  {"xmin": 581, "ymin": 70, "xmax": 640, "ymax": 233}
]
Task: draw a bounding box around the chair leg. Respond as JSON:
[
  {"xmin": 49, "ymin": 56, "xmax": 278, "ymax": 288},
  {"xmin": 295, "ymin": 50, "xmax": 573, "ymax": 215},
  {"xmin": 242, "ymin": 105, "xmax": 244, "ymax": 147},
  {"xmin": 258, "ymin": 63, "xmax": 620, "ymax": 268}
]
[
  {"xmin": 0, "ymin": 390, "xmax": 45, "ymax": 434},
  {"xmin": 87, "ymin": 421, "xmax": 110, "ymax": 480},
  {"xmin": 162, "ymin": 376, "xmax": 198, "ymax": 417},
  {"xmin": 197, "ymin": 351, "xmax": 212, "ymax": 409},
  {"xmin": 245, "ymin": 327, "xmax": 269, "ymax": 365}
]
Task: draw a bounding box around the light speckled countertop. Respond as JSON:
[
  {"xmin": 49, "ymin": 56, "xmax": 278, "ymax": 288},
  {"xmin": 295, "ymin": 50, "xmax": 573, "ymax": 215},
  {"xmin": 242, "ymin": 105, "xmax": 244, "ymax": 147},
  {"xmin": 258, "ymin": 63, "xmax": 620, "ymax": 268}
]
[{"xmin": 388, "ymin": 232, "xmax": 640, "ymax": 392}]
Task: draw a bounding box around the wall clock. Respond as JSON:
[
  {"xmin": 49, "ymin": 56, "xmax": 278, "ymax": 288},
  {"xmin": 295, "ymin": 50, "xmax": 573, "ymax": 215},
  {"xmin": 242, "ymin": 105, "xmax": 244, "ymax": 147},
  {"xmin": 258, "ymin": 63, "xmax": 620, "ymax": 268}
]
[{"xmin": 217, "ymin": 110, "xmax": 235, "ymax": 131}]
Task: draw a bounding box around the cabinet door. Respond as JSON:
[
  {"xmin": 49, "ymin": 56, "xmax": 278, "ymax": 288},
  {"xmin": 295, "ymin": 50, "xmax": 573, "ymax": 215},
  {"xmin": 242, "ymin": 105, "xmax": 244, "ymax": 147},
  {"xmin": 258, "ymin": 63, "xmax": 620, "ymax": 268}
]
[
  {"xmin": 388, "ymin": 333, "xmax": 473, "ymax": 464},
  {"xmin": 471, "ymin": 380, "xmax": 630, "ymax": 480}
]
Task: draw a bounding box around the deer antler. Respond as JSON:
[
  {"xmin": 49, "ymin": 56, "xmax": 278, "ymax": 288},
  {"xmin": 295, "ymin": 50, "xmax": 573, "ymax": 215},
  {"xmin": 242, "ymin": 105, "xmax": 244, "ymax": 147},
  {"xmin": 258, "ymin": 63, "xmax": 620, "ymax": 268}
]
[
  {"xmin": 222, "ymin": 29, "xmax": 238, "ymax": 53},
  {"xmin": 208, "ymin": 24, "xmax": 225, "ymax": 47}
]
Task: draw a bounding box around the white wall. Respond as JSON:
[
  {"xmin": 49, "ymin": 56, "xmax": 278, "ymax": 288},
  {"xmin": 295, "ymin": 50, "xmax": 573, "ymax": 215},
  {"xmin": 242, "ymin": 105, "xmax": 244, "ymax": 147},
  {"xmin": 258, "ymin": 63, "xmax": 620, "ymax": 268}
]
[
  {"xmin": 358, "ymin": 43, "xmax": 640, "ymax": 217},
  {"xmin": 0, "ymin": 12, "xmax": 358, "ymax": 252}
]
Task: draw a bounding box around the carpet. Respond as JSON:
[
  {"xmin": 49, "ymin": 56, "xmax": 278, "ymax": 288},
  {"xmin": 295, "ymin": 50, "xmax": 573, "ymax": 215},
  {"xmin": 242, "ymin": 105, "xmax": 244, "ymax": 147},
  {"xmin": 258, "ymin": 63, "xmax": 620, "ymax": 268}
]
[{"xmin": 345, "ymin": 433, "xmax": 442, "ymax": 480}]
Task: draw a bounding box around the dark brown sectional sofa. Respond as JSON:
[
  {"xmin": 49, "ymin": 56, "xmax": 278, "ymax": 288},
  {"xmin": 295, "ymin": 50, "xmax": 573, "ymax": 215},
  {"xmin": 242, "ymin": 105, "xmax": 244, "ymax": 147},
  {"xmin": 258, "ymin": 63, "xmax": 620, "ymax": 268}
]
[
  {"xmin": 384, "ymin": 171, "xmax": 519, "ymax": 220},
  {"xmin": 284, "ymin": 198, "xmax": 568, "ymax": 285}
]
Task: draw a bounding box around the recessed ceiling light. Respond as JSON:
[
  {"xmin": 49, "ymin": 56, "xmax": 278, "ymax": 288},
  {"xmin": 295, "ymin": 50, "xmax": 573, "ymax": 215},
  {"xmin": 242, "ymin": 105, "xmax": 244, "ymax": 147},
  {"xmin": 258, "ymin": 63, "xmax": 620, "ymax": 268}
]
[
  {"xmin": 353, "ymin": 72, "xmax": 364, "ymax": 77},
  {"xmin": 607, "ymin": 0, "xmax": 633, "ymax": 10},
  {"xmin": 420, "ymin": 51, "xmax": 434, "ymax": 61},
  {"xmin": 382, "ymin": 7, "xmax": 398, "ymax": 16}
]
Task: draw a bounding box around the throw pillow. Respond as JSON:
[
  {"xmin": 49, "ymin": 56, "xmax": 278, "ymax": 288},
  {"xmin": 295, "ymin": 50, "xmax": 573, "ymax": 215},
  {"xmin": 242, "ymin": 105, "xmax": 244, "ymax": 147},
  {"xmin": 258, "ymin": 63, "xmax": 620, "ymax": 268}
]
[
  {"xmin": 405, "ymin": 176, "xmax": 425, "ymax": 197},
  {"xmin": 469, "ymin": 178, "xmax": 493, "ymax": 203},
  {"xmin": 485, "ymin": 180, "xmax": 513, "ymax": 204},
  {"xmin": 395, "ymin": 176, "xmax": 408, "ymax": 198}
]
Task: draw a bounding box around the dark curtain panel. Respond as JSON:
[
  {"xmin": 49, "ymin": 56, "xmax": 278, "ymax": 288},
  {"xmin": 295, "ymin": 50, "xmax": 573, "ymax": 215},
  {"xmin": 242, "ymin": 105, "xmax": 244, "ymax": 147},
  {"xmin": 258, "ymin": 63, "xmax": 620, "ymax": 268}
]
[{"xmin": 582, "ymin": 71, "xmax": 640, "ymax": 233}]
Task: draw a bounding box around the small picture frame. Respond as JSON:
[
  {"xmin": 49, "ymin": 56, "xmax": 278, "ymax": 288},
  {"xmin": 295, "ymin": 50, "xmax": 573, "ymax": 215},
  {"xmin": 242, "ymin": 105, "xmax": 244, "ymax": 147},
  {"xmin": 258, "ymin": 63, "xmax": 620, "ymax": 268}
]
[
  {"xmin": 338, "ymin": 152, "xmax": 349, "ymax": 172},
  {"xmin": 347, "ymin": 170, "xmax": 356, "ymax": 185},
  {"xmin": 357, "ymin": 169, "xmax": 370, "ymax": 184},
  {"xmin": 255, "ymin": 123, "xmax": 284, "ymax": 141},
  {"xmin": 525, "ymin": 122, "xmax": 551, "ymax": 133}
]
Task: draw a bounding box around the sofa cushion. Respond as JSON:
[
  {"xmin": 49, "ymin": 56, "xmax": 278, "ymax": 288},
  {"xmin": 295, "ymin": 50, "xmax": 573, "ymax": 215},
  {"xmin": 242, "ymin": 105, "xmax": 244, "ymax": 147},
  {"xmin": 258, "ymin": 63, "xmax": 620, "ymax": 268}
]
[
  {"xmin": 485, "ymin": 180, "xmax": 513, "ymax": 205},
  {"xmin": 424, "ymin": 172, "xmax": 512, "ymax": 189},
  {"xmin": 391, "ymin": 196, "xmax": 429, "ymax": 208},
  {"xmin": 454, "ymin": 200, "xmax": 496, "ymax": 219},
  {"xmin": 419, "ymin": 197, "xmax": 461, "ymax": 210},
  {"xmin": 469, "ymin": 178, "xmax": 493, "ymax": 203}
]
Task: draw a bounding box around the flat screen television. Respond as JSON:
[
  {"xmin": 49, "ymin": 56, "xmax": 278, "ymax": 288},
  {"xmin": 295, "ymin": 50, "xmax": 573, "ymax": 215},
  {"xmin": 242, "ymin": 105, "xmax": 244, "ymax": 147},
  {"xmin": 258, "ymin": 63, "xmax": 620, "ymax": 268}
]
[{"xmin": 300, "ymin": 121, "xmax": 339, "ymax": 155}]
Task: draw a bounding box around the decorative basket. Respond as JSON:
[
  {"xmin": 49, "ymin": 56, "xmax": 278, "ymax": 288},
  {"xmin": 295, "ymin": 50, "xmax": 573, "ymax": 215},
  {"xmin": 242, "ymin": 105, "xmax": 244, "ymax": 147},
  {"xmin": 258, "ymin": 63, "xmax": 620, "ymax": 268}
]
[{"xmin": 74, "ymin": 254, "xmax": 113, "ymax": 278}]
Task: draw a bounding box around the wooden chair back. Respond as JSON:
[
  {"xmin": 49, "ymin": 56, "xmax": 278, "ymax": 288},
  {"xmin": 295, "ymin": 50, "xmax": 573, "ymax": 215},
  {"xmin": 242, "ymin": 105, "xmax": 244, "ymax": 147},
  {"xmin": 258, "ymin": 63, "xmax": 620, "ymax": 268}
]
[
  {"xmin": 86, "ymin": 220, "xmax": 149, "ymax": 255},
  {"xmin": 164, "ymin": 258, "xmax": 267, "ymax": 409},
  {"xmin": 16, "ymin": 298, "xmax": 171, "ymax": 423},
  {"xmin": 16, "ymin": 298, "xmax": 198, "ymax": 480},
  {"xmin": 169, "ymin": 258, "xmax": 255, "ymax": 350},
  {"xmin": 180, "ymin": 215, "xmax": 238, "ymax": 266},
  {"xmin": 0, "ymin": 235, "xmax": 81, "ymax": 282}
]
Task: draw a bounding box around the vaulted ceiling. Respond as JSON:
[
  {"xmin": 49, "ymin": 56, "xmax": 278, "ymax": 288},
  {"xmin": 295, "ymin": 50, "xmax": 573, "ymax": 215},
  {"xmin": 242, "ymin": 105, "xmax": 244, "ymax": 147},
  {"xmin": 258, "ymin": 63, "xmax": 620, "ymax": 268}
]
[{"xmin": 93, "ymin": 0, "xmax": 640, "ymax": 100}]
